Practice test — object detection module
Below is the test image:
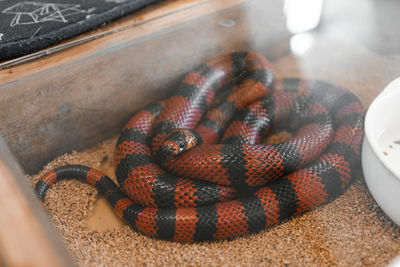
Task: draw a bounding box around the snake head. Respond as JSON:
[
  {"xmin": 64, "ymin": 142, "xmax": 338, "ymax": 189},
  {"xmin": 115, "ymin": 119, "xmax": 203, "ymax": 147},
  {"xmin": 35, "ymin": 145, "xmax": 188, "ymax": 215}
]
[{"xmin": 162, "ymin": 129, "xmax": 200, "ymax": 156}]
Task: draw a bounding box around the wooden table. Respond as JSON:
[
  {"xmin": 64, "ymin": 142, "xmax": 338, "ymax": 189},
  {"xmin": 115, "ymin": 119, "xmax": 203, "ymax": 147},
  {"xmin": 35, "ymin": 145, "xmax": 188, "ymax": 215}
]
[{"xmin": 1, "ymin": 0, "xmax": 399, "ymax": 265}]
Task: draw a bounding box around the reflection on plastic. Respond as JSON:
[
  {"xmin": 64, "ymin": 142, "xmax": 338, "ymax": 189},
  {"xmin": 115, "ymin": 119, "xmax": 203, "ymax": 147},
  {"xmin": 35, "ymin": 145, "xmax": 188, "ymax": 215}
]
[
  {"xmin": 284, "ymin": 0, "xmax": 323, "ymax": 33},
  {"xmin": 290, "ymin": 32, "xmax": 313, "ymax": 55},
  {"xmin": 219, "ymin": 19, "xmax": 235, "ymax": 28}
]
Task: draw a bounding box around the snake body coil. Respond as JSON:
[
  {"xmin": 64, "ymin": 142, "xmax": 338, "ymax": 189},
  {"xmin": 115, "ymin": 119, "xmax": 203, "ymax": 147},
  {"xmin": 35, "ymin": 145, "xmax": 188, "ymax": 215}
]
[{"xmin": 35, "ymin": 52, "xmax": 364, "ymax": 242}]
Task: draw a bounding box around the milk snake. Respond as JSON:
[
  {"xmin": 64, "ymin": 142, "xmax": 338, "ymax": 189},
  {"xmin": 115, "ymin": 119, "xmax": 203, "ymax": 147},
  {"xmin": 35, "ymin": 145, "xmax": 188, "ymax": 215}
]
[{"xmin": 35, "ymin": 52, "xmax": 364, "ymax": 242}]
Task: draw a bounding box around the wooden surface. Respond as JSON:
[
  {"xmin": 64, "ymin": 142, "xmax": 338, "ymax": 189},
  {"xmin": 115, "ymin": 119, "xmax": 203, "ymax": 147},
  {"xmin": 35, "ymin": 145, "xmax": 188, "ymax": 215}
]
[
  {"xmin": 0, "ymin": 0, "xmax": 247, "ymax": 77},
  {"xmin": 0, "ymin": 136, "xmax": 75, "ymax": 266},
  {"xmin": 0, "ymin": 0, "xmax": 213, "ymax": 70}
]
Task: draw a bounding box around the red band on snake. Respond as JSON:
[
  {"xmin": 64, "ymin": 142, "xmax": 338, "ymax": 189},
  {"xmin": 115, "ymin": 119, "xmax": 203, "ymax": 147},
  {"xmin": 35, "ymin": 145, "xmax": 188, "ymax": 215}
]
[{"xmin": 35, "ymin": 52, "xmax": 364, "ymax": 242}]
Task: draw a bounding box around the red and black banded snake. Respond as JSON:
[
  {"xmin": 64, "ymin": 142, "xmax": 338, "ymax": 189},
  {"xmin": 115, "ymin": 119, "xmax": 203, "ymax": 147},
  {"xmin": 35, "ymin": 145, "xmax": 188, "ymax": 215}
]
[{"xmin": 35, "ymin": 52, "xmax": 364, "ymax": 242}]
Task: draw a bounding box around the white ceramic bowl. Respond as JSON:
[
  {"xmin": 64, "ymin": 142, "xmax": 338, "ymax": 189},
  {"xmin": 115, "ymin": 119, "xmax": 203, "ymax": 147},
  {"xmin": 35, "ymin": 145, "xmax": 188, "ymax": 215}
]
[{"xmin": 363, "ymin": 78, "xmax": 400, "ymax": 225}]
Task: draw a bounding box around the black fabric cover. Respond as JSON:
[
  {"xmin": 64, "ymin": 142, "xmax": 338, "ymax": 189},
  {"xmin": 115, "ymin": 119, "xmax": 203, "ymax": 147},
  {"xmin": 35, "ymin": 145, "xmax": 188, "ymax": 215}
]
[{"xmin": 0, "ymin": 0, "xmax": 162, "ymax": 60}]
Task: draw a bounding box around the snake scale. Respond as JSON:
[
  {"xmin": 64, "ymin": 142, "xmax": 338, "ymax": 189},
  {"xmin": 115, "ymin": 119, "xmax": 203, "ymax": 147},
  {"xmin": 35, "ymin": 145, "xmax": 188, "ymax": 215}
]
[{"xmin": 35, "ymin": 52, "xmax": 364, "ymax": 242}]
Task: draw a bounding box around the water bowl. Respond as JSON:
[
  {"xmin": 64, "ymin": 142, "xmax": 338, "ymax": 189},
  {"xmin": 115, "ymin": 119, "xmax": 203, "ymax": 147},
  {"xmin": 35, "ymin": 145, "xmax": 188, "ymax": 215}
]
[{"xmin": 363, "ymin": 78, "xmax": 400, "ymax": 225}]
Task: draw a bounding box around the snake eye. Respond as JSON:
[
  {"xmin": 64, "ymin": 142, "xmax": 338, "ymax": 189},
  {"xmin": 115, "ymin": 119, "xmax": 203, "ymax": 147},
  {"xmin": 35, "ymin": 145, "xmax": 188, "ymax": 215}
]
[{"xmin": 178, "ymin": 143, "xmax": 187, "ymax": 153}]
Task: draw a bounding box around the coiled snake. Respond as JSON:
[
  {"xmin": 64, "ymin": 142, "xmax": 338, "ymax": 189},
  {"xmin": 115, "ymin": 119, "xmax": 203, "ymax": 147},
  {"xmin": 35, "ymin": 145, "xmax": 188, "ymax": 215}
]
[{"xmin": 35, "ymin": 52, "xmax": 364, "ymax": 242}]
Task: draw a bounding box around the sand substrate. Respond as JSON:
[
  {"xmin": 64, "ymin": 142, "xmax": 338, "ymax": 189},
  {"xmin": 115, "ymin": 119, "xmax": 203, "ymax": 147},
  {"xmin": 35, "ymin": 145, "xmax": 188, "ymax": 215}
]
[{"xmin": 27, "ymin": 134, "xmax": 400, "ymax": 266}]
